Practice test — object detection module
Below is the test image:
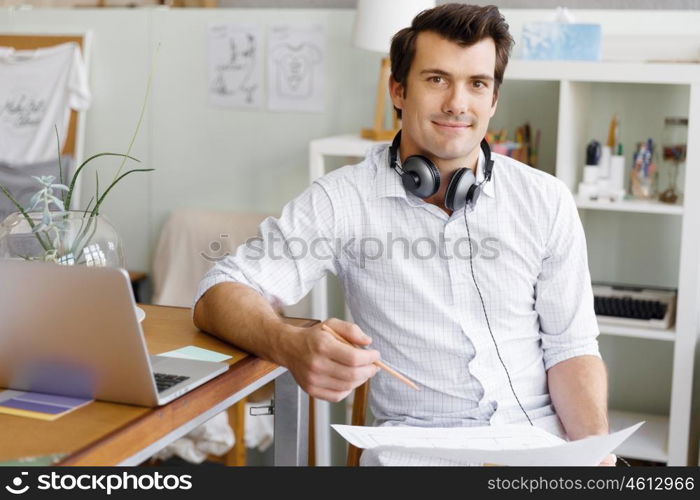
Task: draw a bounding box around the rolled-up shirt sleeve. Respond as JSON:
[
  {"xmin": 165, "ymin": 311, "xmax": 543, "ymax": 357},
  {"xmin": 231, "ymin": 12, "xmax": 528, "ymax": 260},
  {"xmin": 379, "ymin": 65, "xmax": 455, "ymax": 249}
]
[
  {"xmin": 194, "ymin": 181, "xmax": 342, "ymax": 309},
  {"xmin": 535, "ymin": 182, "xmax": 601, "ymax": 370}
]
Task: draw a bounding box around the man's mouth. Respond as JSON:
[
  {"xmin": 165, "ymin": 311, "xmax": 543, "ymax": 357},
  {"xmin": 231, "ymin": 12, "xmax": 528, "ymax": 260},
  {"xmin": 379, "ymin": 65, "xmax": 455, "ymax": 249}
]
[{"xmin": 432, "ymin": 120, "xmax": 471, "ymax": 129}]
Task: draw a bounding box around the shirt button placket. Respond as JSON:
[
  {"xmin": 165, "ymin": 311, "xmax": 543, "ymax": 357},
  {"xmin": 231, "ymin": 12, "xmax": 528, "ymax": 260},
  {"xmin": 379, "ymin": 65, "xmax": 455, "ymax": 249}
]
[{"xmin": 450, "ymin": 216, "xmax": 492, "ymax": 412}]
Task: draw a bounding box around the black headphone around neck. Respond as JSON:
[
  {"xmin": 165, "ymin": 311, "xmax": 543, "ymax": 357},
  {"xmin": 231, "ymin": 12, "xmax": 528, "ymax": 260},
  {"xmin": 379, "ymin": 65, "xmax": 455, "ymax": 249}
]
[{"xmin": 388, "ymin": 130, "xmax": 494, "ymax": 212}]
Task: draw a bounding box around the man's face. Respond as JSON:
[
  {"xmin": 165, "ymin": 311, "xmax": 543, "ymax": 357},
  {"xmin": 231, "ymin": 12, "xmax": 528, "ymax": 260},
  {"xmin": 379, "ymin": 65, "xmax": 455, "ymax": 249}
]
[{"xmin": 390, "ymin": 32, "xmax": 498, "ymax": 164}]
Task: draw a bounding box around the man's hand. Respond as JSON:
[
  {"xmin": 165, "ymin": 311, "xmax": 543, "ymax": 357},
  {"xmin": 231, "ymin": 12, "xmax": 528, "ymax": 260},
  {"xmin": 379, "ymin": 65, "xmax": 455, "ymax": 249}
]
[
  {"xmin": 599, "ymin": 454, "xmax": 617, "ymax": 466},
  {"xmin": 280, "ymin": 317, "xmax": 381, "ymax": 403}
]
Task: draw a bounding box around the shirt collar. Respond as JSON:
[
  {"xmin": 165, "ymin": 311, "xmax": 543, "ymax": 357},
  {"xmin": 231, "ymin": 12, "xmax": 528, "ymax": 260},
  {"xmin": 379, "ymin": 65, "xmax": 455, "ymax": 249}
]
[
  {"xmin": 373, "ymin": 145, "xmax": 409, "ymax": 201},
  {"xmin": 373, "ymin": 144, "xmax": 496, "ymax": 200},
  {"xmin": 476, "ymin": 146, "xmax": 496, "ymax": 199}
]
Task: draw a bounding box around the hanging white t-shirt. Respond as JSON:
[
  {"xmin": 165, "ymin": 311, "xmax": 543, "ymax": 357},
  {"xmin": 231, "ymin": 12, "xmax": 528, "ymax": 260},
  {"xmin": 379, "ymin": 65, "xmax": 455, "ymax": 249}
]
[{"xmin": 0, "ymin": 42, "xmax": 91, "ymax": 164}]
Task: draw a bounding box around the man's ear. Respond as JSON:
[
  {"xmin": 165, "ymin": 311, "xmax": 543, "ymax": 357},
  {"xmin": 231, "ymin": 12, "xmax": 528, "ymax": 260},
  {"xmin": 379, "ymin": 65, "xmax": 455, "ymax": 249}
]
[
  {"xmin": 489, "ymin": 90, "xmax": 499, "ymax": 118},
  {"xmin": 389, "ymin": 75, "xmax": 405, "ymax": 114}
]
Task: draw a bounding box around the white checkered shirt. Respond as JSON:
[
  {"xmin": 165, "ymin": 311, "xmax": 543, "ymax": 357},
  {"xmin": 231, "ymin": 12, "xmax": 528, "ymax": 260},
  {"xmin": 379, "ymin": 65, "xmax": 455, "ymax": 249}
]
[{"xmin": 196, "ymin": 144, "xmax": 601, "ymax": 437}]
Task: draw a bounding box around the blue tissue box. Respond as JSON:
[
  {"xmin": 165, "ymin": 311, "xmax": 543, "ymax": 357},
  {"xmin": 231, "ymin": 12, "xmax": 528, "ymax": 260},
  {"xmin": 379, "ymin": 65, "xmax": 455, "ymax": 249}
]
[{"xmin": 521, "ymin": 23, "xmax": 601, "ymax": 61}]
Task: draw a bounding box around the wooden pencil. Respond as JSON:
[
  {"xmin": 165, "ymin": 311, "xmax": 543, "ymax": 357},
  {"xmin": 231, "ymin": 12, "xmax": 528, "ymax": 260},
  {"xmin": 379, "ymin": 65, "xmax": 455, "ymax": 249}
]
[{"xmin": 320, "ymin": 324, "xmax": 419, "ymax": 391}]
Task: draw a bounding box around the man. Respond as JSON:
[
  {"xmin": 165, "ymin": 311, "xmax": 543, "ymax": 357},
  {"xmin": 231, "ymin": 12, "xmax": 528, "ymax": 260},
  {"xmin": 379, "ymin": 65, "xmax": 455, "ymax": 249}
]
[{"xmin": 194, "ymin": 4, "xmax": 613, "ymax": 466}]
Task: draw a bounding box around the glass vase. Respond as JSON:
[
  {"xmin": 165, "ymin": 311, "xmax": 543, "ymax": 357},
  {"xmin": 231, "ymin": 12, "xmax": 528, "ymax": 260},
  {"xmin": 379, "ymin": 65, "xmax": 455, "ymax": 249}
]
[{"xmin": 0, "ymin": 210, "xmax": 125, "ymax": 267}]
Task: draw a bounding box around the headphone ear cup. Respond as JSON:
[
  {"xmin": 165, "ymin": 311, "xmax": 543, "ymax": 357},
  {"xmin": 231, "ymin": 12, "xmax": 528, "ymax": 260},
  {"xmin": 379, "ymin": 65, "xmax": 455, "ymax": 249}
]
[
  {"xmin": 445, "ymin": 168, "xmax": 476, "ymax": 211},
  {"xmin": 467, "ymin": 183, "xmax": 482, "ymax": 208},
  {"xmin": 401, "ymin": 155, "xmax": 440, "ymax": 198}
]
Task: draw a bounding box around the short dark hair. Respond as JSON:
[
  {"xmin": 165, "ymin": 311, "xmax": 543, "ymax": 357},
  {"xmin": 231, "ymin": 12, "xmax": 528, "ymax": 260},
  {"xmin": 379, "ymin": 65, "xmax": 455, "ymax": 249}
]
[{"xmin": 390, "ymin": 3, "xmax": 514, "ymax": 119}]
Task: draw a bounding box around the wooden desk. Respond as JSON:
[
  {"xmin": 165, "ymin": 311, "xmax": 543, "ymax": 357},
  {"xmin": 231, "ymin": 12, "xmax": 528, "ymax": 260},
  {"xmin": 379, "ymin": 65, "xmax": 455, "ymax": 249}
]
[{"xmin": 0, "ymin": 304, "xmax": 316, "ymax": 466}]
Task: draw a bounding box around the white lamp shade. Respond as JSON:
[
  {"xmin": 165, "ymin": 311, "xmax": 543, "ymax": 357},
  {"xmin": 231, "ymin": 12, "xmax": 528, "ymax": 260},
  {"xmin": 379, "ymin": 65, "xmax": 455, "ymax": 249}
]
[{"xmin": 352, "ymin": 0, "xmax": 436, "ymax": 54}]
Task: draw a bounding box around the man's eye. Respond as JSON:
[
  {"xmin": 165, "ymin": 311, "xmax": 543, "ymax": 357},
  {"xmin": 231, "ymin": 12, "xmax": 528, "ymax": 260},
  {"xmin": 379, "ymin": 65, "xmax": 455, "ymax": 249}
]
[
  {"xmin": 429, "ymin": 76, "xmax": 444, "ymax": 84},
  {"xmin": 473, "ymin": 80, "xmax": 487, "ymax": 89}
]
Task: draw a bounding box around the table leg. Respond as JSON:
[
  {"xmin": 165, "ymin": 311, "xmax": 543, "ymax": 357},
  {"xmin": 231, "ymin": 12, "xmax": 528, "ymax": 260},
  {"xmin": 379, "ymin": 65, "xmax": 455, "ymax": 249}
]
[
  {"xmin": 273, "ymin": 370, "xmax": 308, "ymax": 466},
  {"xmin": 311, "ymin": 276, "xmax": 332, "ymax": 466}
]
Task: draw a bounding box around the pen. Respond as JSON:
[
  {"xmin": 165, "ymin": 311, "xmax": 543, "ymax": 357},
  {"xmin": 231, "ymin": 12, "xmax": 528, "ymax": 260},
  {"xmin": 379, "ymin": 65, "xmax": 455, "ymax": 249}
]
[{"xmin": 320, "ymin": 324, "xmax": 419, "ymax": 391}]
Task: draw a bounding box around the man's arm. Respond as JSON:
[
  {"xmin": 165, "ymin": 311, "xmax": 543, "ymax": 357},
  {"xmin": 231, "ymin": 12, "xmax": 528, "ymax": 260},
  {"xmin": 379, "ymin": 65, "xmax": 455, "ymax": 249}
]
[
  {"xmin": 193, "ymin": 180, "xmax": 380, "ymax": 403},
  {"xmin": 547, "ymin": 354, "xmax": 608, "ymax": 440},
  {"xmin": 193, "ymin": 282, "xmax": 380, "ymax": 403},
  {"xmin": 548, "ymin": 355, "xmax": 615, "ymax": 466}
]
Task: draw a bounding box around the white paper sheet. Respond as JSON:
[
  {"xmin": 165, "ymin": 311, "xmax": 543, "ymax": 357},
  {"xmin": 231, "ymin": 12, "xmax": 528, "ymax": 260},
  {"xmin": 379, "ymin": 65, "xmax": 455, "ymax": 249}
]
[
  {"xmin": 208, "ymin": 23, "xmax": 263, "ymax": 109},
  {"xmin": 333, "ymin": 422, "xmax": 644, "ymax": 466},
  {"xmin": 267, "ymin": 24, "xmax": 325, "ymax": 112}
]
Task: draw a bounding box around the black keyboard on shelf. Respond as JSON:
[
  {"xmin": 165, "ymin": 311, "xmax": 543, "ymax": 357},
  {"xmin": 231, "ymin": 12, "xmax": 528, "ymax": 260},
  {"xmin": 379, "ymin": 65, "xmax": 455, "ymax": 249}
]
[
  {"xmin": 594, "ymin": 295, "xmax": 667, "ymax": 320},
  {"xmin": 154, "ymin": 373, "xmax": 190, "ymax": 393},
  {"xmin": 592, "ymin": 283, "xmax": 676, "ymax": 330}
]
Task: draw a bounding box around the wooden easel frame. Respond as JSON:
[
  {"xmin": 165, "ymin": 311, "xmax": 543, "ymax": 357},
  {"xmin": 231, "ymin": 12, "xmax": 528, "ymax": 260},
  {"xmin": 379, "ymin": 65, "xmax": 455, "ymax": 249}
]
[{"xmin": 0, "ymin": 32, "xmax": 92, "ymax": 208}]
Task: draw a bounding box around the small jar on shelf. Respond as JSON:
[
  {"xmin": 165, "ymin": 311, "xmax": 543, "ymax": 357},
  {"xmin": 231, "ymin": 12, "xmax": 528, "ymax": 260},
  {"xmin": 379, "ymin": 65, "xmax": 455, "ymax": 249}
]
[{"xmin": 659, "ymin": 117, "xmax": 688, "ymax": 205}]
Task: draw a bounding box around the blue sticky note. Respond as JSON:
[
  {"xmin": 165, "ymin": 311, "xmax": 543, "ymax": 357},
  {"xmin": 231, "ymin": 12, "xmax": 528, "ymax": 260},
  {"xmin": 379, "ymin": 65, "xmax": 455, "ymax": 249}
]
[{"xmin": 159, "ymin": 345, "xmax": 232, "ymax": 363}]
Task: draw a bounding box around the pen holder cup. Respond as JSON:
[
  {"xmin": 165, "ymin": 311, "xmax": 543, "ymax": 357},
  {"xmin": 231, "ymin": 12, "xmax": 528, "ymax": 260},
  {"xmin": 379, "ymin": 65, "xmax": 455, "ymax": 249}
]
[{"xmin": 630, "ymin": 167, "xmax": 656, "ymax": 200}]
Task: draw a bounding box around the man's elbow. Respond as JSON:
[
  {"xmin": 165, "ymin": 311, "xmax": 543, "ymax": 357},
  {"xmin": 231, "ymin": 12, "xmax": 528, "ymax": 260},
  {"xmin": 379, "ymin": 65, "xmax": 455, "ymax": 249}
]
[
  {"xmin": 546, "ymin": 353, "xmax": 607, "ymax": 375},
  {"xmin": 193, "ymin": 292, "xmax": 210, "ymax": 332},
  {"xmin": 193, "ymin": 282, "xmax": 245, "ymax": 332}
]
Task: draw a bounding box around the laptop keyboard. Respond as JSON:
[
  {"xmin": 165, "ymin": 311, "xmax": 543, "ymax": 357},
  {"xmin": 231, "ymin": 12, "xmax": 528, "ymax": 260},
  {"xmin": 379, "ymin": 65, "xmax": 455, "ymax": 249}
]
[{"xmin": 154, "ymin": 373, "xmax": 190, "ymax": 393}]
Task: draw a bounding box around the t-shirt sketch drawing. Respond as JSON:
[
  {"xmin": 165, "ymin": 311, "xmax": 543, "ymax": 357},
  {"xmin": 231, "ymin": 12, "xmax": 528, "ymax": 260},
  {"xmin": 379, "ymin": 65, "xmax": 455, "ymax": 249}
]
[{"xmin": 271, "ymin": 43, "xmax": 322, "ymax": 99}]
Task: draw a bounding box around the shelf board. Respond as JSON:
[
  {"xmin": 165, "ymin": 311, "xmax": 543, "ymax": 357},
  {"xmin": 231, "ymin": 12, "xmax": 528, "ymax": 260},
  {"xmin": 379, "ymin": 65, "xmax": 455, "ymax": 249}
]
[
  {"xmin": 575, "ymin": 197, "xmax": 684, "ymax": 215},
  {"xmin": 609, "ymin": 409, "xmax": 668, "ymax": 463},
  {"xmin": 507, "ymin": 60, "xmax": 700, "ymax": 85},
  {"xmin": 598, "ymin": 321, "xmax": 676, "ymax": 341}
]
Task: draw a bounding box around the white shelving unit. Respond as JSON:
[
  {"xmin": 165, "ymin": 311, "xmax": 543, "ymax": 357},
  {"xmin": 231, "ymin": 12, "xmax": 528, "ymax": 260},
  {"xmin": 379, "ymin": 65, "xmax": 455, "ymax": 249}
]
[{"xmin": 308, "ymin": 60, "xmax": 700, "ymax": 465}]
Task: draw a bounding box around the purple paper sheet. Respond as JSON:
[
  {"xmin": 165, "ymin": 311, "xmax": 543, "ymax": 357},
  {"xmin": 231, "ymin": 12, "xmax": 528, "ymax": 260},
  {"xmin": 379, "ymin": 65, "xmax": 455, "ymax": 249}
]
[
  {"xmin": 15, "ymin": 392, "xmax": 91, "ymax": 408},
  {"xmin": 0, "ymin": 399, "xmax": 67, "ymax": 414}
]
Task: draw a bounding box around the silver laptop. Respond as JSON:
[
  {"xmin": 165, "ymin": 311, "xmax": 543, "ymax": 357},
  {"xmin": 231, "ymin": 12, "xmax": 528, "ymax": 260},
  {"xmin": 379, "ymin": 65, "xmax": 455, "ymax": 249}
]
[{"xmin": 0, "ymin": 260, "xmax": 228, "ymax": 407}]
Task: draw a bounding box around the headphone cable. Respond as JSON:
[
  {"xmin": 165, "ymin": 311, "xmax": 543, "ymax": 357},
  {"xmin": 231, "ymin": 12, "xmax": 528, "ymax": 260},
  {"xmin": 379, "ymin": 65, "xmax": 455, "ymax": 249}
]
[{"xmin": 463, "ymin": 208, "xmax": 534, "ymax": 426}]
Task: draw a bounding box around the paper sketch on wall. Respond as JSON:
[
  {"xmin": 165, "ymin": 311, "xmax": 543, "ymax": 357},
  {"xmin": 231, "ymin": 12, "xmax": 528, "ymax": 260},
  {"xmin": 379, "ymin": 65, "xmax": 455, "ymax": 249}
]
[
  {"xmin": 267, "ymin": 24, "xmax": 325, "ymax": 112},
  {"xmin": 208, "ymin": 23, "xmax": 263, "ymax": 109}
]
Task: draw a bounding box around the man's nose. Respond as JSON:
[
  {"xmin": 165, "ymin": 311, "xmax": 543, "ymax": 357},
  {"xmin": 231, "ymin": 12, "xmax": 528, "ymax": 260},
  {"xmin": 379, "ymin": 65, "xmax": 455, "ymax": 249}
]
[{"xmin": 443, "ymin": 85, "xmax": 470, "ymax": 116}]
